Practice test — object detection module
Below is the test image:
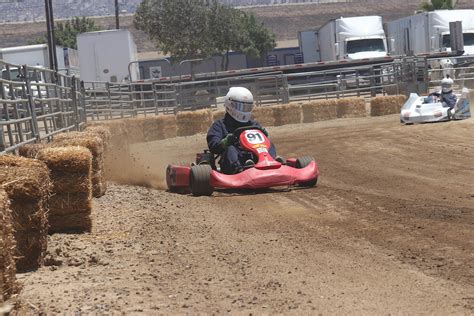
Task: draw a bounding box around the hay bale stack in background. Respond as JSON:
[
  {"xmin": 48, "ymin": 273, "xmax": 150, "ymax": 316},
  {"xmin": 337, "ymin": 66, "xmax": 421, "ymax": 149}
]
[
  {"xmin": 370, "ymin": 95, "xmax": 407, "ymax": 116},
  {"xmin": 142, "ymin": 115, "xmax": 177, "ymax": 141},
  {"xmin": 177, "ymin": 109, "xmax": 212, "ymax": 136},
  {"xmin": 302, "ymin": 99, "xmax": 338, "ymax": 123},
  {"xmin": 18, "ymin": 143, "xmax": 48, "ymax": 159},
  {"xmin": 0, "ymin": 155, "xmax": 50, "ymax": 272},
  {"xmin": 336, "ymin": 97, "xmax": 367, "ymax": 118},
  {"xmin": 252, "ymin": 106, "xmax": 275, "ymax": 127},
  {"xmin": 273, "ymin": 104, "xmax": 302, "ymax": 126},
  {"xmin": 37, "ymin": 147, "xmax": 93, "ymax": 233},
  {"xmin": 0, "ymin": 189, "xmax": 19, "ymax": 302},
  {"xmin": 53, "ymin": 133, "xmax": 106, "ymax": 197},
  {"xmin": 212, "ymin": 109, "xmax": 225, "ymax": 122}
]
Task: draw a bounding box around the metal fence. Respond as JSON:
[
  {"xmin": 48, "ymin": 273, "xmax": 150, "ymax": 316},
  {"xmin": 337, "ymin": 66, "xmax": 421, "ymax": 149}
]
[{"xmin": 1, "ymin": 59, "xmax": 85, "ymax": 154}]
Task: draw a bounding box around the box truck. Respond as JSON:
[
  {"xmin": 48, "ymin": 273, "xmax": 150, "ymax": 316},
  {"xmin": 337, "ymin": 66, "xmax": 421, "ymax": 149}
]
[
  {"xmin": 0, "ymin": 44, "xmax": 73, "ymax": 69},
  {"xmin": 77, "ymin": 29, "xmax": 139, "ymax": 82},
  {"xmin": 298, "ymin": 30, "xmax": 320, "ymax": 63},
  {"xmin": 318, "ymin": 15, "xmax": 388, "ymax": 62},
  {"xmin": 386, "ymin": 10, "xmax": 474, "ymax": 56}
]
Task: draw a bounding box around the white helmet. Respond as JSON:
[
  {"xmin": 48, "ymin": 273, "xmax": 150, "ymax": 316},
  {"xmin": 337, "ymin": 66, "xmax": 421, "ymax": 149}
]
[
  {"xmin": 224, "ymin": 87, "xmax": 254, "ymax": 123},
  {"xmin": 441, "ymin": 76, "xmax": 454, "ymax": 93}
]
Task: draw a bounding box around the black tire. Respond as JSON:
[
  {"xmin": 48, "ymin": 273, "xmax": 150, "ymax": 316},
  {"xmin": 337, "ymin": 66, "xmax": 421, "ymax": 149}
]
[
  {"xmin": 189, "ymin": 165, "xmax": 213, "ymax": 196},
  {"xmin": 296, "ymin": 156, "xmax": 318, "ymax": 187}
]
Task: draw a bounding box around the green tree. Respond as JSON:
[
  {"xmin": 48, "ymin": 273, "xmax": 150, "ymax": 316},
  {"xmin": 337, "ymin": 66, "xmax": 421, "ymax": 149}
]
[
  {"xmin": 420, "ymin": 0, "xmax": 457, "ymax": 11},
  {"xmin": 54, "ymin": 17, "xmax": 99, "ymax": 49},
  {"xmin": 134, "ymin": 0, "xmax": 276, "ymax": 69}
]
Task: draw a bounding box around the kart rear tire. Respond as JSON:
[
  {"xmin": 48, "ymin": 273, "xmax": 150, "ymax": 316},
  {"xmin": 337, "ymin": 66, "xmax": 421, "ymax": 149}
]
[
  {"xmin": 296, "ymin": 156, "xmax": 318, "ymax": 187},
  {"xmin": 189, "ymin": 165, "xmax": 213, "ymax": 196}
]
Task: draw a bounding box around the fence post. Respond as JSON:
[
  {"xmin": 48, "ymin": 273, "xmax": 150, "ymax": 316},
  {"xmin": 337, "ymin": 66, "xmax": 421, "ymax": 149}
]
[
  {"xmin": 71, "ymin": 76, "xmax": 80, "ymax": 130},
  {"xmin": 22, "ymin": 65, "xmax": 40, "ymax": 142}
]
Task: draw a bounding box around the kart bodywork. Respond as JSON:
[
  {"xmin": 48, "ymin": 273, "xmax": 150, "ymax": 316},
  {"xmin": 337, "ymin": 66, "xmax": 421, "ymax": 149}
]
[
  {"xmin": 166, "ymin": 127, "xmax": 320, "ymax": 196},
  {"xmin": 400, "ymin": 87, "xmax": 471, "ymax": 124}
]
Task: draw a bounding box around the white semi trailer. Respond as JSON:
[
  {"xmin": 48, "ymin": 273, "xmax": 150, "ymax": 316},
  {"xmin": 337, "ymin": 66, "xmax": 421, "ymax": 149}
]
[
  {"xmin": 77, "ymin": 29, "xmax": 139, "ymax": 82},
  {"xmin": 386, "ymin": 10, "xmax": 474, "ymax": 56},
  {"xmin": 318, "ymin": 15, "xmax": 388, "ymax": 62},
  {"xmin": 0, "ymin": 44, "xmax": 71, "ymax": 69}
]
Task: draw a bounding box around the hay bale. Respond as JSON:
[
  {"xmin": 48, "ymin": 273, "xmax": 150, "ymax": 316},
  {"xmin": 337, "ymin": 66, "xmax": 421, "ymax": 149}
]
[
  {"xmin": 301, "ymin": 99, "xmax": 338, "ymax": 123},
  {"xmin": 0, "ymin": 189, "xmax": 19, "ymax": 302},
  {"xmin": 142, "ymin": 115, "xmax": 177, "ymax": 141},
  {"xmin": 52, "ymin": 134, "xmax": 106, "ymax": 197},
  {"xmin": 273, "ymin": 104, "xmax": 302, "ymax": 126},
  {"xmin": 252, "ymin": 106, "xmax": 275, "ymax": 126},
  {"xmin": 0, "ymin": 155, "xmax": 50, "ymax": 272},
  {"xmin": 336, "ymin": 97, "xmax": 367, "ymax": 118},
  {"xmin": 177, "ymin": 109, "xmax": 212, "ymax": 136},
  {"xmin": 36, "ymin": 147, "xmax": 93, "ymax": 233},
  {"xmin": 370, "ymin": 95, "xmax": 407, "ymax": 116},
  {"xmin": 212, "ymin": 110, "xmax": 225, "ymax": 121},
  {"xmin": 18, "ymin": 143, "xmax": 48, "ymax": 159},
  {"xmin": 48, "ymin": 213, "xmax": 92, "ymax": 234},
  {"xmin": 83, "ymin": 125, "xmax": 112, "ymax": 144}
]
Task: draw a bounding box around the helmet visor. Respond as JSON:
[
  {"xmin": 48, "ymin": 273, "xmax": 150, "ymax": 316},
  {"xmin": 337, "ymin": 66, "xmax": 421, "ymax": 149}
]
[{"xmin": 230, "ymin": 100, "xmax": 253, "ymax": 113}]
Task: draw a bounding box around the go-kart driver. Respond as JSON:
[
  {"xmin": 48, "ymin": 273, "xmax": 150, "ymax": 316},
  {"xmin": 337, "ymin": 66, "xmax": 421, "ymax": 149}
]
[
  {"xmin": 207, "ymin": 87, "xmax": 278, "ymax": 174},
  {"xmin": 426, "ymin": 75, "xmax": 457, "ymax": 109}
]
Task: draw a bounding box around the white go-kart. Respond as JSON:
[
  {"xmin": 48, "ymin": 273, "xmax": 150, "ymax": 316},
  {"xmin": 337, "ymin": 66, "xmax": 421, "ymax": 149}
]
[{"xmin": 400, "ymin": 87, "xmax": 471, "ymax": 124}]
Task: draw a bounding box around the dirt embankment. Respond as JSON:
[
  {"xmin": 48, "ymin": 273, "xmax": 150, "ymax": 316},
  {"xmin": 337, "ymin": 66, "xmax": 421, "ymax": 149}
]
[{"xmin": 14, "ymin": 115, "xmax": 474, "ymax": 314}]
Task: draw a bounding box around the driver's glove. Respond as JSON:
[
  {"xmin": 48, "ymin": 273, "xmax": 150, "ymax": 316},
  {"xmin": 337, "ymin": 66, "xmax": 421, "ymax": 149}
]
[
  {"xmin": 261, "ymin": 127, "xmax": 269, "ymax": 137},
  {"xmin": 219, "ymin": 133, "xmax": 237, "ymax": 149}
]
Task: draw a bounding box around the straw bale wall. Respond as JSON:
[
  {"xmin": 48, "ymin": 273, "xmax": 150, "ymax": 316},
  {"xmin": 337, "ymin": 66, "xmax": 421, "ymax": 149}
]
[
  {"xmin": 252, "ymin": 107, "xmax": 275, "ymax": 126},
  {"xmin": 0, "ymin": 155, "xmax": 50, "ymax": 272},
  {"xmin": 336, "ymin": 97, "xmax": 367, "ymax": 118},
  {"xmin": 141, "ymin": 115, "xmax": 177, "ymax": 141},
  {"xmin": 212, "ymin": 110, "xmax": 225, "ymax": 122},
  {"xmin": 370, "ymin": 95, "xmax": 407, "ymax": 116},
  {"xmin": 0, "ymin": 189, "xmax": 18, "ymax": 302},
  {"xmin": 18, "ymin": 143, "xmax": 48, "ymax": 159},
  {"xmin": 177, "ymin": 109, "xmax": 213, "ymax": 137},
  {"xmin": 53, "ymin": 133, "xmax": 106, "ymax": 197},
  {"xmin": 37, "ymin": 147, "xmax": 92, "ymax": 233},
  {"xmin": 273, "ymin": 104, "xmax": 302, "ymax": 126},
  {"xmin": 301, "ymin": 99, "xmax": 338, "ymax": 123}
]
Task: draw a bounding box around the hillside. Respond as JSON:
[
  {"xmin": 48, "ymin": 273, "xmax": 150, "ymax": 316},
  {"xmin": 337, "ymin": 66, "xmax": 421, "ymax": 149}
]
[{"xmin": 0, "ymin": 0, "xmax": 473, "ymax": 57}]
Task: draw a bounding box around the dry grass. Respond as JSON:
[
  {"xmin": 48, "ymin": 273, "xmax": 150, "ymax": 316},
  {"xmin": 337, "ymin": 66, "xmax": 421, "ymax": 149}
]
[
  {"xmin": 336, "ymin": 97, "xmax": 367, "ymax": 118},
  {"xmin": 370, "ymin": 95, "xmax": 407, "ymax": 116},
  {"xmin": 18, "ymin": 143, "xmax": 48, "ymax": 159},
  {"xmin": 0, "ymin": 189, "xmax": 19, "ymax": 302},
  {"xmin": 0, "ymin": 155, "xmax": 50, "ymax": 272},
  {"xmin": 212, "ymin": 110, "xmax": 226, "ymax": 122},
  {"xmin": 273, "ymin": 104, "xmax": 302, "ymax": 126}
]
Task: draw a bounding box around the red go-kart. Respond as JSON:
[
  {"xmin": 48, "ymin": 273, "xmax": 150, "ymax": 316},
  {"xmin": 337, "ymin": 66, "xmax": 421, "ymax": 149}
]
[{"xmin": 166, "ymin": 126, "xmax": 320, "ymax": 196}]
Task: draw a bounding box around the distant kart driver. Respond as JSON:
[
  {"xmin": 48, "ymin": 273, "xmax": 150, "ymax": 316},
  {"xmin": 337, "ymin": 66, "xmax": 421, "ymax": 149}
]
[
  {"xmin": 207, "ymin": 87, "xmax": 279, "ymax": 174},
  {"xmin": 426, "ymin": 75, "xmax": 457, "ymax": 109}
]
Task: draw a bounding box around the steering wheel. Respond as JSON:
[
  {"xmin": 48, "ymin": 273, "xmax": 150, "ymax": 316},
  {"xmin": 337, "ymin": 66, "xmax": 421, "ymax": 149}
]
[{"xmin": 232, "ymin": 125, "xmax": 264, "ymax": 137}]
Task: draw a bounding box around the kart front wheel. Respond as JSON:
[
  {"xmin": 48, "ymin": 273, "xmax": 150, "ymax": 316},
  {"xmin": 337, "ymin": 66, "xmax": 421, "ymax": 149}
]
[
  {"xmin": 296, "ymin": 156, "xmax": 318, "ymax": 187},
  {"xmin": 189, "ymin": 165, "xmax": 214, "ymax": 196}
]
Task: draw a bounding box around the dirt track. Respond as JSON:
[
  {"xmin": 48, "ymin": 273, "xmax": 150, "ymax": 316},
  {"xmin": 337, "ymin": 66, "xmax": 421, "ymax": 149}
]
[{"xmin": 15, "ymin": 115, "xmax": 474, "ymax": 314}]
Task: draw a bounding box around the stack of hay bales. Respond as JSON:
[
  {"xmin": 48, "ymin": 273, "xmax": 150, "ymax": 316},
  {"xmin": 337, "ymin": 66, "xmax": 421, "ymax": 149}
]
[
  {"xmin": 177, "ymin": 109, "xmax": 212, "ymax": 136},
  {"xmin": 0, "ymin": 189, "xmax": 18, "ymax": 302},
  {"xmin": 252, "ymin": 106, "xmax": 275, "ymax": 126},
  {"xmin": 302, "ymin": 99, "xmax": 338, "ymax": 123},
  {"xmin": 273, "ymin": 104, "xmax": 302, "ymax": 126},
  {"xmin": 124, "ymin": 118, "xmax": 146, "ymax": 143},
  {"xmin": 141, "ymin": 115, "xmax": 177, "ymax": 142},
  {"xmin": 37, "ymin": 147, "xmax": 93, "ymax": 233},
  {"xmin": 336, "ymin": 97, "xmax": 367, "ymax": 118},
  {"xmin": 53, "ymin": 132, "xmax": 106, "ymax": 197},
  {"xmin": 0, "ymin": 155, "xmax": 50, "ymax": 272},
  {"xmin": 370, "ymin": 95, "xmax": 407, "ymax": 116}
]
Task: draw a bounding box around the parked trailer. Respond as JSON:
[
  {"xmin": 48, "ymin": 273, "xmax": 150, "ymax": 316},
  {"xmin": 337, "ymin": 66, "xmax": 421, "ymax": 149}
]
[
  {"xmin": 77, "ymin": 29, "xmax": 139, "ymax": 83},
  {"xmin": 298, "ymin": 30, "xmax": 320, "ymax": 63},
  {"xmin": 318, "ymin": 16, "xmax": 388, "ymax": 62},
  {"xmin": 0, "ymin": 44, "xmax": 75, "ymax": 70},
  {"xmin": 386, "ymin": 10, "xmax": 474, "ymax": 56}
]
